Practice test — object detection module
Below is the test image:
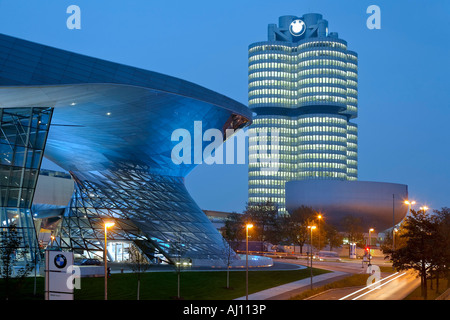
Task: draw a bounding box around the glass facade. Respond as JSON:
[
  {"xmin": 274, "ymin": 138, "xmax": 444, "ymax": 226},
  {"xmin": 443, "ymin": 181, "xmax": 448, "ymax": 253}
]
[
  {"xmin": 248, "ymin": 14, "xmax": 358, "ymax": 215},
  {"xmin": 0, "ymin": 107, "xmax": 53, "ymax": 262},
  {"xmin": 60, "ymin": 166, "xmax": 230, "ymax": 262},
  {"xmin": 0, "ymin": 33, "xmax": 251, "ymax": 266}
]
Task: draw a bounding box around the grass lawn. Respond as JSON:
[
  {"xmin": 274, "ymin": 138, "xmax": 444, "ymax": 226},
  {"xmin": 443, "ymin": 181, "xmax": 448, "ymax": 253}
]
[
  {"xmin": 75, "ymin": 267, "xmax": 330, "ymax": 300},
  {"xmin": 0, "ymin": 267, "xmax": 329, "ymax": 300},
  {"xmin": 404, "ymin": 278, "xmax": 449, "ymax": 300},
  {"xmin": 0, "ymin": 277, "xmax": 45, "ymax": 300}
]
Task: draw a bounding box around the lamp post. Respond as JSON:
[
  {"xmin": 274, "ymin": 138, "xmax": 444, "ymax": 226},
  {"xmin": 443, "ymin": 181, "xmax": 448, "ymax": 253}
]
[
  {"xmin": 392, "ymin": 228, "xmax": 398, "ymax": 271},
  {"xmin": 104, "ymin": 221, "xmax": 115, "ymax": 300},
  {"xmin": 420, "ymin": 206, "xmax": 429, "ymax": 212},
  {"xmin": 308, "ymin": 225, "xmax": 316, "ymax": 290},
  {"xmin": 245, "ymin": 223, "xmax": 253, "ymax": 300},
  {"xmin": 404, "ymin": 200, "xmax": 416, "ymax": 218},
  {"xmin": 393, "ymin": 228, "xmax": 398, "ymax": 250},
  {"xmin": 392, "ymin": 195, "xmax": 395, "ymax": 252},
  {"xmin": 368, "ymin": 228, "xmax": 374, "ymax": 266},
  {"xmin": 317, "ymin": 214, "xmax": 322, "ymax": 251}
]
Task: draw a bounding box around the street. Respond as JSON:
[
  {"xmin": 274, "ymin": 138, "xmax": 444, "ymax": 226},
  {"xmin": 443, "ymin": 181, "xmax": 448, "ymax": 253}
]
[
  {"xmin": 273, "ymin": 257, "xmax": 422, "ymax": 300},
  {"xmin": 340, "ymin": 271, "xmax": 420, "ymax": 300}
]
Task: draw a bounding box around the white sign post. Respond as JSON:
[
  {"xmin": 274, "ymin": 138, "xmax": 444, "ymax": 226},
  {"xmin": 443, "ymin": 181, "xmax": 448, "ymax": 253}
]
[
  {"xmin": 349, "ymin": 243, "xmax": 357, "ymax": 259},
  {"xmin": 45, "ymin": 250, "xmax": 76, "ymax": 300}
]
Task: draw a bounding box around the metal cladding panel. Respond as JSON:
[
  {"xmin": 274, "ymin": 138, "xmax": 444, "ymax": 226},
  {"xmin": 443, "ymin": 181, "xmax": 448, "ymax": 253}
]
[
  {"xmin": 0, "ymin": 84, "xmax": 240, "ymax": 176},
  {"xmin": 0, "ymin": 33, "xmax": 251, "ymax": 176},
  {"xmin": 0, "ymin": 33, "xmax": 250, "ymax": 119},
  {"xmin": 285, "ymin": 180, "xmax": 409, "ymax": 231}
]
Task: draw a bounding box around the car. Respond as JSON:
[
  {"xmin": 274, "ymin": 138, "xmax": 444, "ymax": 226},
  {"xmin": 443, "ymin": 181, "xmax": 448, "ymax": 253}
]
[
  {"xmin": 314, "ymin": 251, "xmax": 342, "ymax": 262},
  {"xmin": 79, "ymin": 258, "xmax": 102, "ymax": 266}
]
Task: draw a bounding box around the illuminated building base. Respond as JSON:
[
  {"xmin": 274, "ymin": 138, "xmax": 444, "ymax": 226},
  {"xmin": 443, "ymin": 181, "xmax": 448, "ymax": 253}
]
[{"xmin": 59, "ymin": 166, "xmax": 235, "ymax": 264}]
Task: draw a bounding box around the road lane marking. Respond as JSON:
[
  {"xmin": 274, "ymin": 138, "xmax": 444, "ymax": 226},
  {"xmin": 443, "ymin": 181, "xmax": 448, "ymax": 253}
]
[
  {"xmin": 351, "ymin": 272, "xmax": 407, "ymax": 300},
  {"xmin": 338, "ymin": 272, "xmax": 401, "ymax": 300}
]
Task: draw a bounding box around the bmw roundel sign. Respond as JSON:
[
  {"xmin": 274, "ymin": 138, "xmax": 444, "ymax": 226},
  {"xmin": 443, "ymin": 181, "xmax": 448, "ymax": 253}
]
[
  {"xmin": 54, "ymin": 254, "xmax": 67, "ymax": 269},
  {"xmin": 289, "ymin": 19, "xmax": 306, "ymax": 36}
]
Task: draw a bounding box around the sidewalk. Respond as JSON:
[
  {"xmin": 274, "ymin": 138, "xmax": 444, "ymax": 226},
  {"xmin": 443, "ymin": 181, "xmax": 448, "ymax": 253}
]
[{"xmin": 234, "ymin": 271, "xmax": 349, "ymax": 300}]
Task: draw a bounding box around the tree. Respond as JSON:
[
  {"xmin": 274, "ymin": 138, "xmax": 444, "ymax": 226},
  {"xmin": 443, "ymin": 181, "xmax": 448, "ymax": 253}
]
[
  {"xmin": 168, "ymin": 232, "xmax": 191, "ymax": 300},
  {"xmin": 383, "ymin": 209, "xmax": 437, "ymax": 299},
  {"xmin": 0, "ymin": 224, "xmax": 34, "ymax": 300},
  {"xmin": 341, "ymin": 215, "xmax": 365, "ymax": 254},
  {"xmin": 432, "ymin": 207, "xmax": 450, "ymax": 291},
  {"xmin": 324, "ymin": 224, "xmax": 343, "ymax": 251},
  {"xmin": 243, "ymin": 200, "xmax": 279, "ymax": 248},
  {"xmin": 314, "ymin": 218, "xmax": 328, "ymax": 251},
  {"xmin": 277, "ymin": 214, "xmax": 296, "ymax": 249},
  {"xmin": 222, "ymin": 212, "xmax": 245, "ymax": 250},
  {"xmin": 221, "ymin": 237, "xmax": 237, "ymax": 289},
  {"xmin": 128, "ymin": 244, "xmax": 151, "ymax": 300},
  {"xmin": 284, "ymin": 206, "xmax": 317, "ymax": 254}
]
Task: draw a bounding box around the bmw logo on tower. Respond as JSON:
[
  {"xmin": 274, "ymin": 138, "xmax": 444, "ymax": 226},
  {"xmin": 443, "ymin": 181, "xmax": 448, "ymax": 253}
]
[{"xmin": 289, "ymin": 19, "xmax": 306, "ymax": 36}]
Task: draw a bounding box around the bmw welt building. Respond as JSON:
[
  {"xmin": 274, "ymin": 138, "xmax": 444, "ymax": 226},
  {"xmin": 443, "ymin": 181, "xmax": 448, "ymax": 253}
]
[{"xmin": 0, "ymin": 33, "xmax": 252, "ymax": 266}]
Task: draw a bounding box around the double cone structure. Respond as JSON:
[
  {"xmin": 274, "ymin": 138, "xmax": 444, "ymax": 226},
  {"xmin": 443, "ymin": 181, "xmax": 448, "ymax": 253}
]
[{"xmin": 0, "ymin": 33, "xmax": 251, "ymax": 265}]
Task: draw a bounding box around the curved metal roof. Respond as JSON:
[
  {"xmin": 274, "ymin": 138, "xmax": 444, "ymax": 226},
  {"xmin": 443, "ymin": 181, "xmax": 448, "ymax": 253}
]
[{"xmin": 0, "ymin": 33, "xmax": 251, "ymax": 176}]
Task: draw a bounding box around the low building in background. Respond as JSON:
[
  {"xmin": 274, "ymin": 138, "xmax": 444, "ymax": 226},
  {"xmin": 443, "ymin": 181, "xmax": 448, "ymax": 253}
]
[
  {"xmin": 286, "ymin": 180, "xmax": 409, "ymax": 231},
  {"xmin": 203, "ymin": 210, "xmax": 234, "ymax": 233}
]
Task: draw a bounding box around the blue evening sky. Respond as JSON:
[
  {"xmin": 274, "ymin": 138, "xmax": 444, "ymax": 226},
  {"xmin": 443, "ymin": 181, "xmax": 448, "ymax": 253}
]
[{"xmin": 0, "ymin": 0, "xmax": 448, "ymax": 213}]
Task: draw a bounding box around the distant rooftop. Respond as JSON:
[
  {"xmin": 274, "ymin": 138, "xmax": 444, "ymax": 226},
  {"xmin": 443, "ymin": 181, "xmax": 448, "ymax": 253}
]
[{"xmin": 39, "ymin": 169, "xmax": 72, "ymax": 180}]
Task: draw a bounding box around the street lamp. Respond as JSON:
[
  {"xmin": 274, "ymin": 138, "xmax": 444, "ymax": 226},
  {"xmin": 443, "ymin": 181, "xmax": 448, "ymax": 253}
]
[
  {"xmin": 317, "ymin": 214, "xmax": 322, "ymax": 251},
  {"xmin": 104, "ymin": 221, "xmax": 115, "ymax": 300},
  {"xmin": 404, "ymin": 200, "xmax": 416, "ymax": 218},
  {"xmin": 420, "ymin": 206, "xmax": 429, "ymax": 212},
  {"xmin": 245, "ymin": 223, "xmax": 253, "ymax": 300},
  {"xmin": 308, "ymin": 225, "xmax": 316, "ymax": 290},
  {"xmin": 368, "ymin": 228, "xmax": 374, "ymax": 266}
]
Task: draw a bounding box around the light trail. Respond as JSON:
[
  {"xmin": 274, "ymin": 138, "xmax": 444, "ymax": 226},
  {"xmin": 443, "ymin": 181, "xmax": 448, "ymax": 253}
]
[
  {"xmin": 338, "ymin": 272, "xmax": 406, "ymax": 300},
  {"xmin": 351, "ymin": 272, "xmax": 407, "ymax": 300}
]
